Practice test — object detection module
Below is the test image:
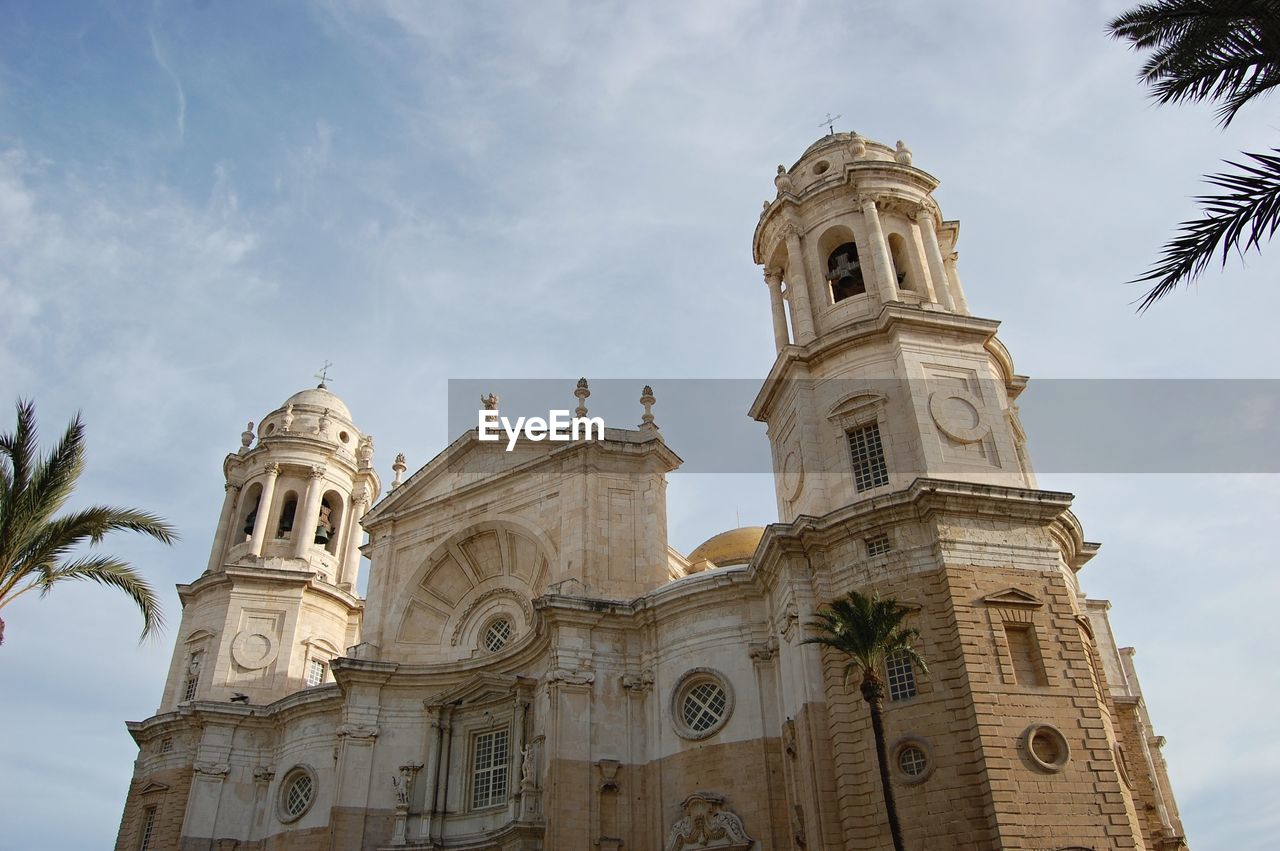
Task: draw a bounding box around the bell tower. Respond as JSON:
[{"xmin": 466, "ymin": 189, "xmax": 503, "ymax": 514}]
[
  {"xmin": 751, "ymin": 132, "xmax": 1034, "ymax": 523},
  {"xmin": 156, "ymin": 383, "xmax": 381, "ymax": 709}
]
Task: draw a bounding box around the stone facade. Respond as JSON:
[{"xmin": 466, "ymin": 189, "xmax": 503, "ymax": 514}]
[{"xmin": 116, "ymin": 133, "xmax": 1188, "ymax": 850}]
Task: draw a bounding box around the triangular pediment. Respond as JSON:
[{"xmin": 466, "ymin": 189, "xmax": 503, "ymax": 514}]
[
  {"xmin": 425, "ymin": 672, "xmax": 533, "ymax": 708},
  {"xmin": 982, "ymin": 588, "xmax": 1043, "ymax": 608},
  {"xmin": 139, "ymin": 781, "xmax": 170, "ymax": 794}
]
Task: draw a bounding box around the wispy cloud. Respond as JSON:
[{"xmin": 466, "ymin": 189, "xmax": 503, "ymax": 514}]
[{"xmin": 148, "ymin": 24, "xmax": 186, "ymax": 144}]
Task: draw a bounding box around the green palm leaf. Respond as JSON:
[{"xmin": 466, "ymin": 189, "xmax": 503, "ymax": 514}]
[{"xmin": 0, "ymin": 400, "xmax": 177, "ymax": 645}]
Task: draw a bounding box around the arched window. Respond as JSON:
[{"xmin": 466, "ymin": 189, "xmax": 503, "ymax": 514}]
[
  {"xmin": 827, "ymin": 242, "xmax": 865, "ymax": 302},
  {"xmin": 318, "ymin": 492, "xmax": 344, "ymax": 553},
  {"xmin": 239, "ymin": 482, "xmax": 263, "ymax": 541},
  {"xmin": 276, "ymin": 492, "xmax": 298, "ymax": 539},
  {"xmin": 887, "ymin": 233, "xmax": 914, "ymax": 291}
]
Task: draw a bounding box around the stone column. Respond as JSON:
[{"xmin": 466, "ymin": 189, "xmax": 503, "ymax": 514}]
[
  {"xmin": 248, "ymin": 463, "xmax": 279, "ymax": 557},
  {"xmin": 293, "ymin": 466, "xmax": 327, "ymax": 559},
  {"xmin": 782, "ymin": 225, "xmax": 816, "ymax": 345},
  {"xmin": 764, "ymin": 266, "xmax": 790, "ymax": 352},
  {"xmin": 859, "ymin": 196, "xmax": 898, "ymax": 306},
  {"xmin": 906, "ymin": 218, "xmax": 940, "ymax": 304},
  {"xmin": 339, "ymin": 487, "xmax": 370, "ymax": 590},
  {"xmin": 205, "ymin": 482, "xmax": 240, "ymax": 573},
  {"xmin": 916, "ymin": 207, "xmax": 955, "ymax": 312},
  {"xmin": 418, "ymin": 707, "xmax": 444, "ymax": 843},
  {"xmin": 944, "ymin": 250, "xmax": 971, "ymax": 314}
]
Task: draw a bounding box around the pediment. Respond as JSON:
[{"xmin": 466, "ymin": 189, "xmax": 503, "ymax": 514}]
[
  {"xmin": 139, "ymin": 781, "xmax": 170, "ymax": 794},
  {"xmin": 425, "ymin": 672, "xmax": 532, "ymax": 708},
  {"xmin": 982, "ymin": 588, "xmax": 1043, "ymax": 608}
]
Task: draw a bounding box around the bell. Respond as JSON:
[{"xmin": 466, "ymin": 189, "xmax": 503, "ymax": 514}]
[
  {"xmin": 242, "ymin": 509, "xmax": 257, "ymax": 537},
  {"xmin": 314, "ymin": 524, "xmax": 331, "ymax": 545}
]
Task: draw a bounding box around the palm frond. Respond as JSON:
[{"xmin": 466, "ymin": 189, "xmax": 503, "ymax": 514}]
[
  {"xmin": 1109, "ymin": 0, "xmax": 1280, "ymax": 127},
  {"xmin": 1134, "ymin": 148, "xmax": 1280, "ymax": 310},
  {"xmin": 36, "ymin": 555, "xmax": 165, "ymax": 640}
]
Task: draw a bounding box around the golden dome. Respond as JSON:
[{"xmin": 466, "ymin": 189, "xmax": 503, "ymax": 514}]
[{"xmin": 686, "ymin": 526, "xmax": 765, "ymax": 570}]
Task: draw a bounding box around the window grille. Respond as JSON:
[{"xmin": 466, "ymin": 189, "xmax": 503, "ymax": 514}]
[
  {"xmin": 138, "ymin": 806, "xmax": 157, "ymax": 851},
  {"xmin": 898, "ymin": 745, "xmax": 928, "ymax": 777},
  {"xmin": 848, "ymin": 423, "xmax": 889, "ymax": 492},
  {"xmin": 866, "ymin": 533, "xmax": 892, "ymax": 556},
  {"xmin": 159, "ymin": 738, "xmax": 173, "ymax": 754},
  {"xmin": 471, "ymin": 729, "xmax": 510, "ymax": 809},
  {"xmin": 886, "ymin": 650, "xmax": 918, "ymax": 701},
  {"xmin": 484, "ymin": 618, "xmax": 513, "ymax": 652},
  {"xmin": 681, "ymin": 681, "xmax": 729, "ymax": 732},
  {"xmin": 306, "ymin": 659, "xmax": 326, "ymax": 688}
]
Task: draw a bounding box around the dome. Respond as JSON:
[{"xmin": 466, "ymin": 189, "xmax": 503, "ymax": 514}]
[
  {"xmin": 282, "ymin": 385, "xmax": 352, "ymax": 421},
  {"xmin": 686, "ymin": 526, "xmax": 766, "ymax": 569}
]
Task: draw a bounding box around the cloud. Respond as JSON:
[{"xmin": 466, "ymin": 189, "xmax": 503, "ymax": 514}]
[{"xmin": 148, "ymin": 25, "xmax": 187, "ymax": 144}]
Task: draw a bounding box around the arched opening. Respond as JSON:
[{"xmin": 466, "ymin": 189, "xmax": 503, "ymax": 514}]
[
  {"xmin": 239, "ymin": 482, "xmax": 263, "ymax": 541},
  {"xmin": 887, "ymin": 233, "xmax": 914, "ymax": 291},
  {"xmin": 319, "ymin": 491, "xmax": 344, "ymax": 553},
  {"xmin": 826, "ymin": 242, "xmax": 865, "ymax": 302},
  {"xmin": 276, "ymin": 492, "xmax": 298, "ymax": 540}
]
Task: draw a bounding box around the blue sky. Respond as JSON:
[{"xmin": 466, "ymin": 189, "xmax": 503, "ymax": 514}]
[{"xmin": 1, "ymin": 1, "xmax": 1277, "ymax": 848}]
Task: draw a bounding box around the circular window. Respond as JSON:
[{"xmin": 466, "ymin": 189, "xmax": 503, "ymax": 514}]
[
  {"xmin": 266, "ymin": 423, "xmax": 276, "ymax": 435},
  {"xmin": 891, "ymin": 737, "xmax": 935, "ymax": 784},
  {"xmin": 813, "ymin": 159, "xmax": 831, "ymax": 175},
  {"xmin": 483, "ymin": 618, "xmax": 513, "ymax": 653},
  {"xmin": 670, "ymin": 669, "xmax": 735, "ymax": 740},
  {"xmin": 339, "ymin": 430, "xmax": 350, "ymax": 444},
  {"xmin": 898, "ymin": 745, "xmax": 927, "ymax": 777},
  {"xmin": 1023, "ymin": 724, "xmax": 1070, "ymax": 772},
  {"xmin": 277, "ymin": 766, "xmax": 317, "ymax": 823}
]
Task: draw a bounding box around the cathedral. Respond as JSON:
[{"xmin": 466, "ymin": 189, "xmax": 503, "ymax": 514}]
[{"xmin": 114, "ymin": 133, "xmax": 1188, "ymax": 851}]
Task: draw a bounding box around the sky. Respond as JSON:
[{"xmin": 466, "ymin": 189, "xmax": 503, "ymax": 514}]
[{"xmin": 0, "ymin": 1, "xmax": 1277, "ymax": 848}]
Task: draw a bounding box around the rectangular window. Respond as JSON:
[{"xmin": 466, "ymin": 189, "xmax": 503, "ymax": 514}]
[
  {"xmin": 865, "ymin": 533, "xmax": 892, "ymax": 557},
  {"xmin": 182, "ymin": 651, "xmax": 202, "ymax": 702},
  {"xmin": 159, "ymin": 737, "xmax": 173, "ymax": 754},
  {"xmin": 306, "ymin": 658, "xmax": 326, "ymax": 688},
  {"xmin": 848, "ymin": 423, "xmax": 889, "ymax": 492},
  {"xmin": 1005, "ymin": 624, "xmax": 1047, "ymax": 686},
  {"xmin": 886, "ymin": 650, "xmax": 918, "ymax": 701},
  {"xmin": 138, "ymin": 806, "xmax": 157, "ymax": 851},
  {"xmin": 470, "ymin": 729, "xmax": 510, "ymax": 810}
]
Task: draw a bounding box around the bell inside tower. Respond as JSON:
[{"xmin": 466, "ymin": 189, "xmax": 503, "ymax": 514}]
[{"xmin": 827, "ymin": 241, "xmax": 865, "ymax": 301}]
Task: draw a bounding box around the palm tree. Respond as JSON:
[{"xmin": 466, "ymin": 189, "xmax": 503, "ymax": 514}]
[
  {"xmin": 1109, "ymin": 0, "xmax": 1280, "ymax": 310},
  {"xmin": 803, "ymin": 591, "xmax": 926, "ymax": 851},
  {"xmin": 0, "ymin": 400, "xmax": 176, "ymax": 646}
]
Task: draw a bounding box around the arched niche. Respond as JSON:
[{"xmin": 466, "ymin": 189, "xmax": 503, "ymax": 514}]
[{"xmin": 388, "ymin": 520, "xmax": 555, "ymax": 663}]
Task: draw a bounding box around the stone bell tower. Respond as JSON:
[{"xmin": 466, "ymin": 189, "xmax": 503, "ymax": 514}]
[
  {"xmin": 155, "ymin": 383, "xmax": 381, "ymax": 710},
  {"xmin": 749, "ymin": 133, "xmax": 1170, "ymax": 850},
  {"xmin": 751, "ymin": 132, "xmax": 1035, "ymax": 523}
]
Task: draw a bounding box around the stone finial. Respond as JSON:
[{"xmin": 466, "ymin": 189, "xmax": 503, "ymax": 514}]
[
  {"xmin": 240, "ymin": 422, "xmax": 255, "ymax": 451},
  {"xmin": 391, "ymin": 453, "xmax": 407, "ymax": 489},
  {"xmin": 481, "ymin": 393, "xmax": 499, "ymax": 411},
  {"xmin": 774, "ymin": 165, "xmax": 795, "ymax": 194},
  {"xmin": 357, "ymin": 435, "xmax": 374, "ymax": 470},
  {"xmin": 895, "ymin": 140, "xmax": 912, "ymax": 165},
  {"xmin": 574, "ymin": 378, "xmax": 590, "ymax": 418},
  {"xmin": 639, "ymin": 385, "xmax": 658, "ymax": 432},
  {"xmin": 281, "ymin": 404, "xmax": 294, "ymax": 432},
  {"xmin": 850, "ymin": 132, "xmax": 867, "ymax": 158},
  {"xmin": 316, "ymin": 408, "xmax": 331, "ymax": 437}
]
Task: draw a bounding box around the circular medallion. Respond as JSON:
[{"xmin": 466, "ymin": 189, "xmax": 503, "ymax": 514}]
[
  {"xmin": 231, "ymin": 629, "xmax": 280, "ymax": 670},
  {"xmin": 928, "ymin": 390, "xmax": 989, "ymax": 444}
]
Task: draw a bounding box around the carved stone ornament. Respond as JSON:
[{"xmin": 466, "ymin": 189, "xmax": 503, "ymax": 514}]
[
  {"xmin": 546, "ymin": 668, "xmax": 595, "ymax": 687},
  {"xmin": 447, "ymin": 588, "xmax": 533, "ymax": 646},
  {"xmin": 337, "ymin": 723, "xmax": 379, "ymax": 740},
  {"xmin": 231, "ymin": 629, "xmax": 280, "ymax": 670},
  {"xmin": 193, "ymin": 761, "xmax": 230, "ymax": 777},
  {"xmin": 664, "ymin": 792, "xmax": 756, "ymax": 851},
  {"xmin": 253, "ymin": 765, "xmax": 275, "ymax": 784},
  {"xmin": 621, "ymin": 669, "xmax": 655, "ymax": 694}
]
